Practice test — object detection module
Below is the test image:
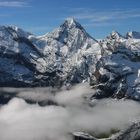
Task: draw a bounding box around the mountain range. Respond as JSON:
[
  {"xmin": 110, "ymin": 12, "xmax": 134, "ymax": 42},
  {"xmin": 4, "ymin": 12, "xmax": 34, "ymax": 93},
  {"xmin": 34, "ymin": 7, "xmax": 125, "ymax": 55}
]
[
  {"xmin": 0, "ymin": 18, "xmax": 140, "ymax": 102},
  {"xmin": 1, "ymin": 18, "xmax": 140, "ymax": 140}
]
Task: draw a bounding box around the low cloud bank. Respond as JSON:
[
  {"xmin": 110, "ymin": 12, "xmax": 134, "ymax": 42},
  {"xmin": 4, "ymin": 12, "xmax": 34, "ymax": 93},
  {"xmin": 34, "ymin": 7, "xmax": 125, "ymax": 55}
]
[{"xmin": 0, "ymin": 84, "xmax": 140, "ymax": 140}]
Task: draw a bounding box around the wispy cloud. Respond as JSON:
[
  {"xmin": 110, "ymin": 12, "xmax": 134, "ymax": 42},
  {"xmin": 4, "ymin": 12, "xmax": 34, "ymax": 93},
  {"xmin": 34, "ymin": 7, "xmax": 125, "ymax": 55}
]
[
  {"xmin": 0, "ymin": 14, "xmax": 11, "ymax": 17},
  {"xmin": 0, "ymin": 1, "xmax": 29, "ymax": 7},
  {"xmin": 67, "ymin": 8, "xmax": 140, "ymax": 27},
  {"xmin": 84, "ymin": 22, "xmax": 119, "ymax": 27}
]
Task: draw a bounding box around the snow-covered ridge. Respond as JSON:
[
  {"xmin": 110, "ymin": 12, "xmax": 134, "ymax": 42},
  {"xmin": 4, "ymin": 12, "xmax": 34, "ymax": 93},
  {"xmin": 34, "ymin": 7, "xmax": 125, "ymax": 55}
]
[{"xmin": 0, "ymin": 18, "xmax": 140, "ymax": 102}]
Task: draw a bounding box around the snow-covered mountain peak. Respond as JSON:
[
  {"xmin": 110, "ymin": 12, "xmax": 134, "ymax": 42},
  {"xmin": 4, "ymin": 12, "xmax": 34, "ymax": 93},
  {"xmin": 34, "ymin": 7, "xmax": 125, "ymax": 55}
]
[
  {"xmin": 110, "ymin": 31, "xmax": 124, "ymax": 39},
  {"xmin": 0, "ymin": 25, "xmax": 32, "ymax": 39},
  {"xmin": 39, "ymin": 18, "xmax": 96, "ymax": 42},
  {"xmin": 32, "ymin": 18, "xmax": 98, "ymax": 58},
  {"xmin": 64, "ymin": 17, "xmax": 76, "ymax": 25},
  {"xmin": 7, "ymin": 25, "xmax": 32, "ymax": 38},
  {"xmin": 46, "ymin": 18, "xmax": 97, "ymax": 42},
  {"xmin": 126, "ymin": 31, "xmax": 140, "ymax": 39},
  {"xmin": 61, "ymin": 17, "xmax": 83, "ymax": 29}
]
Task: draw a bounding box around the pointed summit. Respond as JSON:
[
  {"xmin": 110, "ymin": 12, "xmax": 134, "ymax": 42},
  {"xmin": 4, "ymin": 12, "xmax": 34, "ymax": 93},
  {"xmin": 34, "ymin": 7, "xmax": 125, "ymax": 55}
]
[
  {"xmin": 61, "ymin": 18, "xmax": 83, "ymax": 29},
  {"xmin": 65, "ymin": 18, "xmax": 75, "ymax": 25},
  {"xmin": 45, "ymin": 17, "xmax": 97, "ymax": 42},
  {"xmin": 38, "ymin": 17, "xmax": 98, "ymax": 56},
  {"xmin": 108, "ymin": 31, "xmax": 124, "ymax": 40},
  {"xmin": 111, "ymin": 31, "xmax": 122, "ymax": 38}
]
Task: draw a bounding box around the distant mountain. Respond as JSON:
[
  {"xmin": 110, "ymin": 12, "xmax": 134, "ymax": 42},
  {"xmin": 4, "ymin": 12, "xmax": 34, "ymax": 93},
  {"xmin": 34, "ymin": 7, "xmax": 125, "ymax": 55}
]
[
  {"xmin": 108, "ymin": 31, "xmax": 125, "ymax": 39},
  {"xmin": 126, "ymin": 31, "xmax": 140, "ymax": 39}
]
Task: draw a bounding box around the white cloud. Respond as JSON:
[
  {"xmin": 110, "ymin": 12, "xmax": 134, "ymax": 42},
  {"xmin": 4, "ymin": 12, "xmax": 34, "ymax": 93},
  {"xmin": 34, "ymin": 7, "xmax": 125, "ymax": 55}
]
[
  {"xmin": 0, "ymin": 84, "xmax": 140, "ymax": 140},
  {"xmin": 0, "ymin": 1, "xmax": 29, "ymax": 7},
  {"xmin": 73, "ymin": 8, "xmax": 140, "ymax": 20},
  {"xmin": 0, "ymin": 14, "xmax": 11, "ymax": 17},
  {"xmin": 84, "ymin": 22, "xmax": 119, "ymax": 27},
  {"xmin": 67, "ymin": 8, "xmax": 140, "ymax": 27}
]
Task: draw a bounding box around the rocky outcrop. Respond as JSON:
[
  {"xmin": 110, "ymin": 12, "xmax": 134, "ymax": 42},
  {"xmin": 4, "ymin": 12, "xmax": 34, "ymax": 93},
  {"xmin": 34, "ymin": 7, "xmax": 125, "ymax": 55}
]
[
  {"xmin": 72, "ymin": 121, "xmax": 140, "ymax": 140},
  {"xmin": 73, "ymin": 132, "xmax": 97, "ymax": 140}
]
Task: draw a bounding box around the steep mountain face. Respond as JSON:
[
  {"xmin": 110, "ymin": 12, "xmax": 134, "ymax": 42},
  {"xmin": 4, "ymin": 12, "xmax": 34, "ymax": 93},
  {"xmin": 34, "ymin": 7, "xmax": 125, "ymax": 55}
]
[
  {"xmin": 0, "ymin": 19, "xmax": 101, "ymax": 87},
  {"xmin": 29, "ymin": 18, "xmax": 101, "ymax": 86},
  {"xmin": 31, "ymin": 18, "xmax": 98, "ymax": 56},
  {"xmin": 0, "ymin": 25, "xmax": 48, "ymax": 86}
]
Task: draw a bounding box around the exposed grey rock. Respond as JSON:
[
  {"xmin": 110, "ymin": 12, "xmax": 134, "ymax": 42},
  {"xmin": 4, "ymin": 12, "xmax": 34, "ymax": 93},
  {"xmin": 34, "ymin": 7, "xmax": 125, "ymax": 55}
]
[
  {"xmin": 73, "ymin": 132, "xmax": 97, "ymax": 140},
  {"xmin": 107, "ymin": 121, "xmax": 140, "ymax": 140}
]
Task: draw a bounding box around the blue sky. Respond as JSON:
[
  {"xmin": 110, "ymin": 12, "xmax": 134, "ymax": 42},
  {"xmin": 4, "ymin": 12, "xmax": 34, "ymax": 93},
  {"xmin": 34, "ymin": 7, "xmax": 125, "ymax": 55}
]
[{"xmin": 0, "ymin": 0, "xmax": 140, "ymax": 38}]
